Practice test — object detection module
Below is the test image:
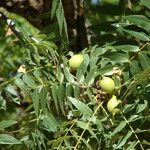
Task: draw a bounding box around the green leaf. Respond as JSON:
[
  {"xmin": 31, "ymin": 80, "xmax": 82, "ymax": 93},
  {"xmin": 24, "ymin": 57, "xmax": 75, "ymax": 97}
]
[
  {"xmin": 126, "ymin": 141, "xmax": 138, "ymax": 150},
  {"xmin": 138, "ymin": 51, "xmax": 150, "ymax": 69},
  {"xmin": 124, "ymin": 15, "xmax": 150, "ymax": 32},
  {"xmin": 66, "ymin": 83, "xmax": 73, "ymax": 108},
  {"xmin": 0, "ymin": 120, "xmax": 17, "ymax": 130},
  {"xmin": 56, "ymin": 2, "xmax": 64, "ymax": 34},
  {"xmin": 76, "ymin": 68, "xmax": 85, "ymax": 83},
  {"xmin": 123, "ymin": 103, "xmax": 137, "ymax": 113},
  {"xmin": 0, "ymin": 96, "xmax": 6, "ymax": 110},
  {"xmin": 40, "ymin": 87, "xmax": 48, "ymax": 114},
  {"xmin": 91, "ymin": 47, "xmax": 107, "ymax": 57},
  {"xmin": 73, "ymin": 85, "xmax": 81, "ymax": 99},
  {"xmin": 15, "ymin": 76, "xmax": 30, "ymax": 92},
  {"xmin": 41, "ymin": 115, "xmax": 58, "ymax": 132},
  {"xmin": 33, "ymin": 69, "xmax": 43, "ymax": 84},
  {"xmin": 98, "ymin": 65, "xmax": 114, "ymax": 76},
  {"xmin": 71, "ymin": 130, "xmax": 93, "ymax": 150},
  {"xmin": 5, "ymin": 84, "xmax": 18, "ymax": 96},
  {"xmin": 121, "ymin": 28, "xmax": 150, "ymax": 41},
  {"xmin": 63, "ymin": 66, "xmax": 75, "ymax": 83},
  {"xmin": 130, "ymin": 60, "xmax": 142, "ymax": 76},
  {"xmin": 89, "ymin": 56, "xmax": 98, "ymax": 69},
  {"xmin": 32, "ymin": 87, "xmax": 40, "ymax": 117},
  {"xmin": 76, "ymin": 54, "xmax": 89, "ymax": 83},
  {"xmin": 132, "ymin": 67, "xmax": 150, "ymax": 86},
  {"xmin": 22, "ymin": 74, "xmax": 36, "ymax": 88},
  {"xmin": 51, "ymin": 83, "xmax": 59, "ymax": 113},
  {"xmin": 51, "ymin": 0, "xmax": 59, "ymax": 18},
  {"xmin": 116, "ymin": 130, "xmax": 132, "ymax": 149},
  {"xmin": 100, "ymin": 58, "xmax": 110, "ymax": 68},
  {"xmin": 77, "ymin": 121, "xmax": 98, "ymax": 140},
  {"xmin": 106, "ymin": 52, "xmax": 129, "ymax": 63},
  {"xmin": 68, "ymin": 97, "xmax": 93, "ymax": 119},
  {"xmin": 136, "ymin": 100, "xmax": 148, "ymax": 113},
  {"xmin": 113, "ymin": 45, "xmax": 139, "ymax": 52},
  {"xmin": 85, "ymin": 66, "xmax": 97, "ymax": 86},
  {"xmin": 140, "ymin": 0, "xmax": 150, "ymax": 10},
  {"xmin": 58, "ymin": 84, "xmax": 66, "ymax": 115},
  {"xmin": 57, "ymin": 67, "xmax": 64, "ymax": 83},
  {"xmin": 108, "ymin": 121, "xmax": 127, "ymax": 138},
  {"xmin": 128, "ymin": 115, "xmax": 141, "ymax": 122},
  {"xmin": 0, "ymin": 134, "xmax": 21, "ymax": 144}
]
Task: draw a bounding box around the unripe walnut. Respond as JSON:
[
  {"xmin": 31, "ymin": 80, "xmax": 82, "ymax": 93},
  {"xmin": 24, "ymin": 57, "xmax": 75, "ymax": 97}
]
[
  {"xmin": 69, "ymin": 54, "xmax": 83, "ymax": 70},
  {"xmin": 107, "ymin": 95, "xmax": 119, "ymax": 112},
  {"xmin": 99, "ymin": 77, "xmax": 115, "ymax": 94}
]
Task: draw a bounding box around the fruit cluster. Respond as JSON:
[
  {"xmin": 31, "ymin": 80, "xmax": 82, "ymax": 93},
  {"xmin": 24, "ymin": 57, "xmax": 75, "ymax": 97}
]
[{"xmin": 69, "ymin": 54, "xmax": 121, "ymax": 114}]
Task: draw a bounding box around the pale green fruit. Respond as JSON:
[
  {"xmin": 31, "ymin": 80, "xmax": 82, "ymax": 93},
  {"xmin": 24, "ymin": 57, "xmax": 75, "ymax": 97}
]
[
  {"xmin": 99, "ymin": 77, "xmax": 115, "ymax": 94},
  {"xmin": 69, "ymin": 54, "xmax": 83, "ymax": 70},
  {"xmin": 112, "ymin": 108, "xmax": 120, "ymax": 115},
  {"xmin": 107, "ymin": 95, "xmax": 119, "ymax": 112}
]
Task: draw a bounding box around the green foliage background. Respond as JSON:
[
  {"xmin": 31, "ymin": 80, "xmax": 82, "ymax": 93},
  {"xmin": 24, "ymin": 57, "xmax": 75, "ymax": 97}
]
[{"xmin": 0, "ymin": 0, "xmax": 150, "ymax": 150}]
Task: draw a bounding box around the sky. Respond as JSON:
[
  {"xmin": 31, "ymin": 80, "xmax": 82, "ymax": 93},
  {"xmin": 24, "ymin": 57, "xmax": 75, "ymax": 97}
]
[{"xmin": 92, "ymin": 0, "xmax": 102, "ymax": 4}]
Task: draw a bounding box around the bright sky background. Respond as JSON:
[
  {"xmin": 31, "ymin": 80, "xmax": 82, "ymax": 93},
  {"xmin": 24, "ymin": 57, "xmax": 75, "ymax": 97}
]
[
  {"xmin": 92, "ymin": 0, "xmax": 99, "ymax": 4},
  {"xmin": 92, "ymin": 0, "xmax": 103, "ymax": 4}
]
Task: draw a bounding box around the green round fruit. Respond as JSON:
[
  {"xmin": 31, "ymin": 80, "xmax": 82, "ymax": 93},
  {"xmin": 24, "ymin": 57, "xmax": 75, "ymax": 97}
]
[
  {"xmin": 69, "ymin": 54, "xmax": 83, "ymax": 70},
  {"xmin": 112, "ymin": 108, "xmax": 120, "ymax": 115},
  {"xmin": 99, "ymin": 76, "xmax": 115, "ymax": 94},
  {"xmin": 107, "ymin": 95, "xmax": 119, "ymax": 112}
]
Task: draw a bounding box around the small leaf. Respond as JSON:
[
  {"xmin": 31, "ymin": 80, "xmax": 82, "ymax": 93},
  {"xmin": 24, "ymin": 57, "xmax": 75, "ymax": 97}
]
[
  {"xmin": 76, "ymin": 69, "xmax": 85, "ymax": 83},
  {"xmin": 126, "ymin": 141, "xmax": 138, "ymax": 150},
  {"xmin": 130, "ymin": 60, "xmax": 141, "ymax": 76},
  {"xmin": 128, "ymin": 115, "xmax": 141, "ymax": 122},
  {"xmin": 56, "ymin": 2, "xmax": 64, "ymax": 34},
  {"xmin": 124, "ymin": 15, "xmax": 150, "ymax": 32},
  {"xmin": 77, "ymin": 121, "xmax": 98, "ymax": 140},
  {"xmin": 116, "ymin": 130, "xmax": 132, "ymax": 149},
  {"xmin": 140, "ymin": 0, "xmax": 150, "ymax": 10},
  {"xmin": 51, "ymin": 84, "xmax": 59, "ymax": 113},
  {"xmin": 5, "ymin": 84, "xmax": 18, "ymax": 96},
  {"xmin": 138, "ymin": 51, "xmax": 150, "ymax": 69},
  {"xmin": 57, "ymin": 67, "xmax": 64, "ymax": 83},
  {"xmin": 89, "ymin": 56, "xmax": 98, "ymax": 69},
  {"xmin": 41, "ymin": 115, "xmax": 58, "ymax": 132},
  {"xmin": 0, "ymin": 134, "xmax": 21, "ymax": 144},
  {"xmin": 114, "ymin": 45, "xmax": 139, "ymax": 52},
  {"xmin": 121, "ymin": 28, "xmax": 150, "ymax": 41},
  {"xmin": 51, "ymin": 0, "xmax": 59, "ymax": 18},
  {"xmin": 22, "ymin": 74, "xmax": 36, "ymax": 88},
  {"xmin": 91, "ymin": 47, "xmax": 107, "ymax": 57},
  {"xmin": 66, "ymin": 83, "xmax": 73, "ymax": 108},
  {"xmin": 15, "ymin": 76, "xmax": 30, "ymax": 92},
  {"xmin": 0, "ymin": 120, "xmax": 17, "ymax": 130},
  {"xmin": 98, "ymin": 65, "xmax": 114, "ymax": 76},
  {"xmin": 68, "ymin": 97, "xmax": 93, "ymax": 119},
  {"xmin": 106, "ymin": 52, "xmax": 129, "ymax": 63},
  {"xmin": 108, "ymin": 121, "xmax": 127, "ymax": 138},
  {"xmin": 63, "ymin": 66, "xmax": 74, "ymax": 83},
  {"xmin": 32, "ymin": 87, "xmax": 40, "ymax": 117},
  {"xmin": 40, "ymin": 87, "xmax": 48, "ymax": 114},
  {"xmin": 73, "ymin": 85, "xmax": 81, "ymax": 99},
  {"xmin": 0, "ymin": 96, "xmax": 6, "ymax": 110},
  {"xmin": 58, "ymin": 84, "xmax": 66, "ymax": 115},
  {"xmin": 123, "ymin": 103, "xmax": 137, "ymax": 113},
  {"xmin": 76, "ymin": 54, "xmax": 89, "ymax": 83},
  {"xmin": 136, "ymin": 100, "xmax": 148, "ymax": 113},
  {"xmin": 85, "ymin": 66, "xmax": 97, "ymax": 86}
]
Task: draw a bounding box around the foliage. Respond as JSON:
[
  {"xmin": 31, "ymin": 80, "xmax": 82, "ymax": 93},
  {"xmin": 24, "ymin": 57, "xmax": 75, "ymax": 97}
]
[
  {"xmin": 0, "ymin": 0, "xmax": 150, "ymax": 150},
  {"xmin": 0, "ymin": 8, "xmax": 39, "ymax": 78}
]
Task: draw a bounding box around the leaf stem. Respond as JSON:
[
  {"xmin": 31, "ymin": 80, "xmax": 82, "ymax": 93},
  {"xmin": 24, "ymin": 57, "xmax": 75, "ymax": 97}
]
[
  {"xmin": 121, "ymin": 111, "xmax": 144, "ymax": 150},
  {"xmin": 74, "ymin": 102, "xmax": 103, "ymax": 150}
]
